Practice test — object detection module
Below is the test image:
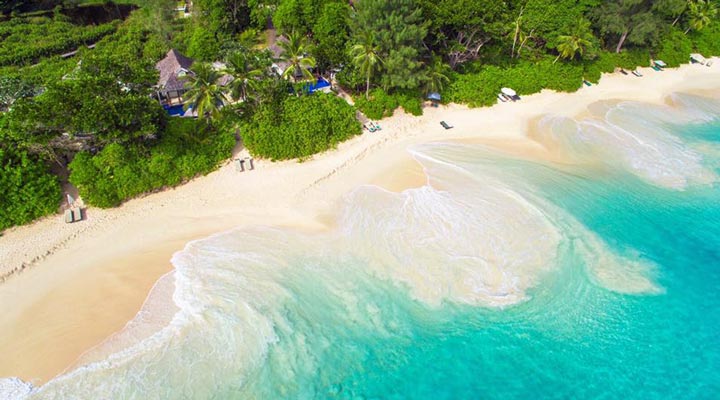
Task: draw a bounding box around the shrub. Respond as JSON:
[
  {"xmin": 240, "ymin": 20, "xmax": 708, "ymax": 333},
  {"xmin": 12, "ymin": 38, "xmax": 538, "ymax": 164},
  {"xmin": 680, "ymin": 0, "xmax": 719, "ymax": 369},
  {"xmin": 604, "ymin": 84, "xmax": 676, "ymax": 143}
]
[
  {"xmin": 616, "ymin": 49, "xmax": 650, "ymax": 69},
  {"xmin": 335, "ymin": 64, "xmax": 365, "ymax": 93},
  {"xmin": 0, "ymin": 148, "xmax": 61, "ymax": 231},
  {"xmin": 395, "ymin": 90, "xmax": 423, "ymax": 116},
  {"xmin": 354, "ymin": 88, "xmax": 423, "ymax": 120},
  {"xmin": 690, "ymin": 21, "xmax": 720, "ymax": 56},
  {"xmin": 69, "ymin": 118, "xmax": 235, "ymax": 208},
  {"xmin": 242, "ymin": 92, "xmax": 361, "ymax": 160},
  {"xmin": 582, "ymin": 52, "xmax": 618, "ymax": 83},
  {"xmin": 656, "ymin": 29, "xmax": 694, "ymax": 67},
  {"xmin": 446, "ymin": 59, "xmax": 584, "ymax": 107},
  {"xmin": 354, "ymin": 89, "xmax": 398, "ymax": 120}
]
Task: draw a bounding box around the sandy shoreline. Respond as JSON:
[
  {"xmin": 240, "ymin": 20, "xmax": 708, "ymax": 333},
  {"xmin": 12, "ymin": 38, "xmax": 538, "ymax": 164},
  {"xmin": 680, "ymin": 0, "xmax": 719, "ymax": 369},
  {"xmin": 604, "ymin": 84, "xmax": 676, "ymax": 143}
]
[{"xmin": 1, "ymin": 60, "xmax": 719, "ymax": 384}]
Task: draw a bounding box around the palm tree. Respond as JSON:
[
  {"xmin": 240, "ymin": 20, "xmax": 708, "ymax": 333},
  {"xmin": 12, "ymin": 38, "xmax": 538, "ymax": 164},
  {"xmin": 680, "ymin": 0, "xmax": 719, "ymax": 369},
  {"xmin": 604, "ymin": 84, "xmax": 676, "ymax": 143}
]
[
  {"xmin": 554, "ymin": 20, "xmax": 593, "ymax": 63},
  {"xmin": 423, "ymin": 56, "xmax": 451, "ymax": 95},
  {"xmin": 184, "ymin": 62, "xmax": 228, "ymax": 121},
  {"xmin": 687, "ymin": 0, "xmax": 718, "ymax": 33},
  {"xmin": 508, "ymin": 7, "xmax": 536, "ymax": 59},
  {"xmin": 349, "ymin": 31, "xmax": 382, "ymax": 99},
  {"xmin": 278, "ymin": 31, "xmax": 316, "ymax": 84},
  {"xmin": 223, "ymin": 50, "xmax": 265, "ymax": 103}
]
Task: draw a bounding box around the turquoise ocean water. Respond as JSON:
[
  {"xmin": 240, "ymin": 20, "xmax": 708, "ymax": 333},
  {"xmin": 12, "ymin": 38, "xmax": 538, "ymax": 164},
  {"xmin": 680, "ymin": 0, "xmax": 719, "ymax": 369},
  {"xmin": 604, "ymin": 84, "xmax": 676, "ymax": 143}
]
[{"xmin": 2, "ymin": 94, "xmax": 719, "ymax": 399}]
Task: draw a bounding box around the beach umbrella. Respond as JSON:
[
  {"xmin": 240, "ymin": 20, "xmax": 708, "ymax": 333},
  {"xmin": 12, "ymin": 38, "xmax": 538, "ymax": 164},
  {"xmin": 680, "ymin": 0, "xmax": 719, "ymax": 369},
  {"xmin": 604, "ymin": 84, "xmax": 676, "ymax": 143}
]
[
  {"xmin": 427, "ymin": 92, "xmax": 441, "ymax": 101},
  {"xmin": 501, "ymin": 87, "xmax": 517, "ymax": 97}
]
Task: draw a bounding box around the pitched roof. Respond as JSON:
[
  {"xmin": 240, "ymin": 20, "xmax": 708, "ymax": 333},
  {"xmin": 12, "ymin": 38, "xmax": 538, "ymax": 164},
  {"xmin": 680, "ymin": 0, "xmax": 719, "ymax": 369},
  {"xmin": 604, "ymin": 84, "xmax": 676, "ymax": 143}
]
[
  {"xmin": 156, "ymin": 49, "xmax": 194, "ymax": 88},
  {"xmin": 164, "ymin": 73, "xmax": 188, "ymax": 92}
]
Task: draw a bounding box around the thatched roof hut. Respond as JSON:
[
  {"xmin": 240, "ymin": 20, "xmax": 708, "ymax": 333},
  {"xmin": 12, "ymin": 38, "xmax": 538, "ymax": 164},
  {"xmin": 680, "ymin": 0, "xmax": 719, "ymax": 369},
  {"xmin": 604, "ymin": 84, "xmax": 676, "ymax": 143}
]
[
  {"xmin": 155, "ymin": 49, "xmax": 194, "ymax": 106},
  {"xmin": 156, "ymin": 49, "xmax": 194, "ymax": 92}
]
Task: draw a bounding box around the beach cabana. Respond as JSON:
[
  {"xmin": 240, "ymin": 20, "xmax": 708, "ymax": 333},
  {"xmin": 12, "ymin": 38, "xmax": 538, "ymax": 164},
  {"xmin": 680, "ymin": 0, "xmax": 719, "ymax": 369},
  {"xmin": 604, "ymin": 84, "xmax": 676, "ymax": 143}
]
[{"xmin": 155, "ymin": 49, "xmax": 194, "ymax": 107}]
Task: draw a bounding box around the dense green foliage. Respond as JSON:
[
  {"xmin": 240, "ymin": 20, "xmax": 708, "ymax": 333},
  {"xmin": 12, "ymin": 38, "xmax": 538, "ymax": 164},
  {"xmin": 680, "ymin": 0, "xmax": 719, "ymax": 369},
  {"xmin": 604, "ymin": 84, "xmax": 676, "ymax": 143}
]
[
  {"xmin": 354, "ymin": 0, "xmax": 428, "ymax": 91},
  {"xmin": 688, "ymin": 18, "xmax": 720, "ymax": 55},
  {"xmin": 312, "ymin": 2, "xmax": 350, "ymax": 71},
  {"xmin": 242, "ymin": 93, "xmax": 361, "ymax": 160},
  {"xmin": 69, "ymin": 118, "xmax": 235, "ymax": 207},
  {"xmin": 1, "ymin": 0, "xmax": 719, "ymax": 230},
  {"xmin": 446, "ymin": 60, "xmax": 585, "ymax": 107},
  {"xmin": 0, "ymin": 147, "xmax": 61, "ymax": 230},
  {"xmin": 0, "ymin": 17, "xmax": 118, "ymax": 66},
  {"xmin": 354, "ymin": 89, "xmax": 424, "ymax": 120},
  {"xmin": 656, "ymin": 28, "xmax": 695, "ymax": 67}
]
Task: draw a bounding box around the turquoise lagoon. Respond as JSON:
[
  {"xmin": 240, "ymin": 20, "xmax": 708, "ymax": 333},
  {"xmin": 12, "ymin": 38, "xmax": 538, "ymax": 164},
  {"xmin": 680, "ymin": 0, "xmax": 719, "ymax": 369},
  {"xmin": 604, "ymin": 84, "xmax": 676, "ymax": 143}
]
[{"xmin": 3, "ymin": 94, "xmax": 720, "ymax": 399}]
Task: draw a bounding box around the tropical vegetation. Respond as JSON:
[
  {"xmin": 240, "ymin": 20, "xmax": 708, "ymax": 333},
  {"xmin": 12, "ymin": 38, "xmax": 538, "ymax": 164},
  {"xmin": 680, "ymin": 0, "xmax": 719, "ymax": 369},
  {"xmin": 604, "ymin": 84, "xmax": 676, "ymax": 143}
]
[{"xmin": 1, "ymin": 0, "xmax": 719, "ymax": 230}]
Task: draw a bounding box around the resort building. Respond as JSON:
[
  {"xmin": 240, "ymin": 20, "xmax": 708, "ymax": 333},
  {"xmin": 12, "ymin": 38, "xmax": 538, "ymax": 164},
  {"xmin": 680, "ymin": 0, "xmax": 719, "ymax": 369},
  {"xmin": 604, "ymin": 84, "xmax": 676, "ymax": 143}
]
[{"xmin": 155, "ymin": 49, "xmax": 194, "ymax": 108}]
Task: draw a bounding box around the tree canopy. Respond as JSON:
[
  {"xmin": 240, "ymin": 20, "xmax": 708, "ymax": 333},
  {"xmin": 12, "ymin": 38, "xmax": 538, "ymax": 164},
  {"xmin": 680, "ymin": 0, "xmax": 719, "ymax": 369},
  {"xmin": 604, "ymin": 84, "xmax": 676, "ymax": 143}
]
[
  {"xmin": 242, "ymin": 93, "xmax": 361, "ymax": 160},
  {"xmin": 353, "ymin": 0, "xmax": 428, "ymax": 91}
]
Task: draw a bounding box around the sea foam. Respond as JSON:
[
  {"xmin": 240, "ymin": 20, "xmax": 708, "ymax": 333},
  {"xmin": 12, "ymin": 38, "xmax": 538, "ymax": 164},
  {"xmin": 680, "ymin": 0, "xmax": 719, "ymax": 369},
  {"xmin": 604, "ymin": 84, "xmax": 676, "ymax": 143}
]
[{"xmin": 533, "ymin": 94, "xmax": 719, "ymax": 189}]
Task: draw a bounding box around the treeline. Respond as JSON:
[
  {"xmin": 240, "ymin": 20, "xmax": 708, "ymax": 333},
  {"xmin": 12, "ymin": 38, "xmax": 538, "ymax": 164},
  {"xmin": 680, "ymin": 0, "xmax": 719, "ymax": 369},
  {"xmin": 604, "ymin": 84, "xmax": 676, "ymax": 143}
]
[{"xmin": 180, "ymin": 0, "xmax": 719, "ymax": 105}]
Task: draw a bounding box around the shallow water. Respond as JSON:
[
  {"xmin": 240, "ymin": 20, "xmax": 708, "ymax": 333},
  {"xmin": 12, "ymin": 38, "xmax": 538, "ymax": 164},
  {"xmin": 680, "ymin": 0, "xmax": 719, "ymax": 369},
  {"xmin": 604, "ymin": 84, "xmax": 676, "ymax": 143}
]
[{"xmin": 3, "ymin": 94, "xmax": 720, "ymax": 399}]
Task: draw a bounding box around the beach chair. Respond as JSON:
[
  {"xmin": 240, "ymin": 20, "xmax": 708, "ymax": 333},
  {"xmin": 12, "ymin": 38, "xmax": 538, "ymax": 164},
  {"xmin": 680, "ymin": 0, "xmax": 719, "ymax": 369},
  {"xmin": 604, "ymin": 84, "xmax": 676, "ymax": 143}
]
[
  {"xmin": 365, "ymin": 123, "xmax": 376, "ymax": 132},
  {"xmin": 632, "ymin": 70, "xmax": 643, "ymax": 77},
  {"xmin": 440, "ymin": 121, "xmax": 453, "ymax": 130},
  {"xmin": 497, "ymin": 94, "xmax": 507, "ymax": 102},
  {"xmin": 619, "ymin": 69, "xmax": 628, "ymax": 75},
  {"xmin": 651, "ymin": 65, "xmax": 662, "ymax": 71},
  {"xmin": 71, "ymin": 208, "xmax": 82, "ymax": 222},
  {"xmin": 235, "ymin": 158, "xmax": 245, "ymax": 172},
  {"xmin": 583, "ymin": 80, "xmax": 592, "ymax": 86},
  {"xmin": 65, "ymin": 209, "xmax": 74, "ymax": 223},
  {"xmin": 372, "ymin": 122, "xmax": 382, "ymax": 131}
]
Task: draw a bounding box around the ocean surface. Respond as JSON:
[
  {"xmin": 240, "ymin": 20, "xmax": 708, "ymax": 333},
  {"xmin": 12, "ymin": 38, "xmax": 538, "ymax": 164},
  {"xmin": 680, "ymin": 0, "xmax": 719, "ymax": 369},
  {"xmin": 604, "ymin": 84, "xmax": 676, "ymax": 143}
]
[{"xmin": 2, "ymin": 93, "xmax": 720, "ymax": 399}]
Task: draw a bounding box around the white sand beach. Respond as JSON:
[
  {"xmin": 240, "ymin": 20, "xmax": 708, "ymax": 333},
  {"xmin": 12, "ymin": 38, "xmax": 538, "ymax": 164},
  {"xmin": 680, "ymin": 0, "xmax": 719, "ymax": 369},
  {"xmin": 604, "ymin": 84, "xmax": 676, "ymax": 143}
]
[{"xmin": 1, "ymin": 60, "xmax": 719, "ymax": 383}]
